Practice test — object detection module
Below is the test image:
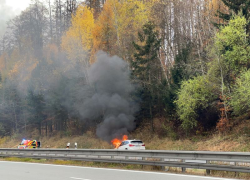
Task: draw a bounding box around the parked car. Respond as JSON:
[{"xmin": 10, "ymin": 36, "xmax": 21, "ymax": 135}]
[
  {"xmin": 17, "ymin": 139, "xmax": 41, "ymax": 149},
  {"xmin": 117, "ymin": 140, "xmax": 145, "ymax": 150}
]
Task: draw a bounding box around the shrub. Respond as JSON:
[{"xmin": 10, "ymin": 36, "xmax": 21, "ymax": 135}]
[
  {"xmin": 230, "ymin": 70, "xmax": 250, "ymax": 115},
  {"xmin": 175, "ymin": 76, "xmax": 217, "ymax": 131}
]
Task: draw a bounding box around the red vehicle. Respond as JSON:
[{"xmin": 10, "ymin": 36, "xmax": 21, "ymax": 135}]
[{"xmin": 18, "ymin": 139, "xmax": 41, "ymax": 149}]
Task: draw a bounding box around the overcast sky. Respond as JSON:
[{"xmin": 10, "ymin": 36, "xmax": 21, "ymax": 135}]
[{"xmin": 0, "ymin": 0, "xmax": 31, "ymax": 38}]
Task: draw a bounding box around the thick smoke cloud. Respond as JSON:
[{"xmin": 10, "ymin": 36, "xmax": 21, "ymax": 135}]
[
  {"xmin": 83, "ymin": 52, "xmax": 139, "ymax": 141},
  {"xmin": 7, "ymin": 48, "xmax": 139, "ymax": 142},
  {"xmin": 56, "ymin": 51, "xmax": 139, "ymax": 141}
]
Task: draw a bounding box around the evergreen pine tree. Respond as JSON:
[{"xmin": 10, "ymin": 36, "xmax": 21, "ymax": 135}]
[
  {"xmin": 165, "ymin": 45, "xmax": 193, "ymax": 117},
  {"xmin": 132, "ymin": 22, "xmax": 162, "ymax": 132},
  {"xmin": 27, "ymin": 91, "xmax": 46, "ymax": 135},
  {"xmin": 217, "ymin": 0, "xmax": 250, "ymax": 36}
]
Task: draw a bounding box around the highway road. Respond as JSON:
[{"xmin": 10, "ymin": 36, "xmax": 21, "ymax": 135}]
[{"xmin": 0, "ymin": 161, "xmax": 236, "ymax": 180}]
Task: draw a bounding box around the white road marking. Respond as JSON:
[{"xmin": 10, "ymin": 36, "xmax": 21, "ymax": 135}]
[
  {"xmin": 0, "ymin": 161, "xmax": 235, "ymax": 180},
  {"xmin": 70, "ymin": 177, "xmax": 90, "ymax": 180}
]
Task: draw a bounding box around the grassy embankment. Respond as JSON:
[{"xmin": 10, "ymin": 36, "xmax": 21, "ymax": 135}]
[{"xmin": 1, "ymin": 118, "xmax": 250, "ymax": 179}]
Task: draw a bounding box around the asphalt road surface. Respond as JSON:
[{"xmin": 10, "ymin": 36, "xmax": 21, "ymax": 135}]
[{"xmin": 0, "ymin": 161, "xmax": 236, "ymax": 180}]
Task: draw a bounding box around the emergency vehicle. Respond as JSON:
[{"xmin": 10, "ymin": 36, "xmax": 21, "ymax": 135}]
[{"xmin": 18, "ymin": 139, "xmax": 41, "ymax": 149}]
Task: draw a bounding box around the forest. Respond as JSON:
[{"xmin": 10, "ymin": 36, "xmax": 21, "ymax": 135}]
[{"xmin": 0, "ymin": 0, "xmax": 249, "ymax": 142}]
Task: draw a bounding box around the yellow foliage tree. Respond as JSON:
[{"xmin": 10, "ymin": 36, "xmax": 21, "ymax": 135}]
[
  {"xmin": 61, "ymin": 5, "xmax": 95, "ymax": 66},
  {"xmin": 0, "ymin": 49, "xmax": 20, "ymax": 81},
  {"xmin": 9, "ymin": 57, "xmax": 38, "ymax": 82},
  {"xmin": 92, "ymin": 0, "xmax": 151, "ymax": 60},
  {"xmin": 92, "ymin": 0, "xmax": 116, "ymax": 56}
]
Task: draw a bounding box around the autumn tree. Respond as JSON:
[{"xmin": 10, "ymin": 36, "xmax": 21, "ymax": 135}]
[
  {"xmin": 208, "ymin": 0, "xmax": 228, "ymax": 26},
  {"xmin": 61, "ymin": 5, "xmax": 94, "ymax": 80},
  {"xmin": 92, "ymin": 0, "xmax": 150, "ymax": 60},
  {"xmin": 85, "ymin": 0, "xmax": 103, "ymax": 17},
  {"xmin": 92, "ymin": 0, "xmax": 116, "ymax": 55}
]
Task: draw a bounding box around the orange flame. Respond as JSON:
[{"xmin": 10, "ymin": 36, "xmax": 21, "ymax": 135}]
[{"xmin": 111, "ymin": 135, "xmax": 128, "ymax": 149}]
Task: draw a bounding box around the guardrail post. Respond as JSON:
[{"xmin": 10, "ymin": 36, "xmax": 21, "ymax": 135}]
[
  {"xmin": 206, "ymin": 160, "xmax": 211, "ymax": 175},
  {"xmin": 161, "ymin": 158, "xmax": 166, "ymax": 171},
  {"xmin": 161, "ymin": 158, "xmax": 169, "ymax": 172},
  {"xmin": 142, "ymin": 157, "xmax": 145, "ymax": 169},
  {"xmin": 45, "ymin": 151, "xmax": 48, "ymax": 160},
  {"xmin": 234, "ymin": 162, "xmax": 239, "ymax": 178},
  {"xmin": 181, "ymin": 159, "xmax": 186, "ymax": 173},
  {"xmin": 37, "ymin": 152, "xmax": 41, "ymax": 160}
]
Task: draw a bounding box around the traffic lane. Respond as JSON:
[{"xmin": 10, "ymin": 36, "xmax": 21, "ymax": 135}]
[
  {"xmin": 0, "ymin": 161, "xmax": 62, "ymax": 180},
  {"xmin": 0, "ymin": 161, "xmax": 236, "ymax": 180}
]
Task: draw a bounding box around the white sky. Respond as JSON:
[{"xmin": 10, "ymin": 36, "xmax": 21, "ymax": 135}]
[
  {"xmin": 0, "ymin": 0, "xmax": 31, "ymax": 37},
  {"xmin": 6, "ymin": 0, "xmax": 31, "ymax": 14}
]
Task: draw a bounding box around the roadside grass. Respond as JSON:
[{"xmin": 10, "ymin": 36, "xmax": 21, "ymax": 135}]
[
  {"xmin": 39, "ymin": 131, "xmax": 111, "ymax": 149},
  {"xmin": 1, "ymin": 119, "xmax": 250, "ymax": 178},
  {"xmin": 1, "ymin": 120, "xmax": 250, "ymax": 152}
]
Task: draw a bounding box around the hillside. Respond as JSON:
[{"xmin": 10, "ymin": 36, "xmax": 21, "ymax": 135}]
[{"xmin": 0, "ymin": 1, "xmax": 250, "ymax": 163}]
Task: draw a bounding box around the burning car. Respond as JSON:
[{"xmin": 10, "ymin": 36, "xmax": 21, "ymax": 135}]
[
  {"xmin": 111, "ymin": 135, "xmax": 145, "ymax": 150},
  {"xmin": 117, "ymin": 140, "xmax": 145, "ymax": 150}
]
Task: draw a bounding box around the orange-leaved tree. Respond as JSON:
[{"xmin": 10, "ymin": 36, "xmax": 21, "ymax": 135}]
[
  {"xmin": 92, "ymin": 0, "xmax": 116, "ymax": 57},
  {"xmin": 207, "ymin": 0, "xmax": 228, "ymax": 26},
  {"xmin": 92, "ymin": 0, "xmax": 151, "ymax": 61}
]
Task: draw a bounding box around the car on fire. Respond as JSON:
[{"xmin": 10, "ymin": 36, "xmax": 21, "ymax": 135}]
[{"xmin": 117, "ymin": 139, "xmax": 145, "ymax": 150}]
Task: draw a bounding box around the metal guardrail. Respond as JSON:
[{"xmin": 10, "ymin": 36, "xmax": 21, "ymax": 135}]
[{"xmin": 0, "ymin": 148, "xmax": 250, "ymax": 173}]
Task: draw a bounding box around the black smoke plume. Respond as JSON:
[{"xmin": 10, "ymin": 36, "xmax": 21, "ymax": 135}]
[
  {"xmin": 4, "ymin": 48, "xmax": 139, "ymax": 142},
  {"xmin": 79, "ymin": 52, "xmax": 139, "ymax": 141}
]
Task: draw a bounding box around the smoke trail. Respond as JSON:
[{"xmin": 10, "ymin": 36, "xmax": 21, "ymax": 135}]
[{"xmin": 80, "ymin": 52, "xmax": 139, "ymax": 141}]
